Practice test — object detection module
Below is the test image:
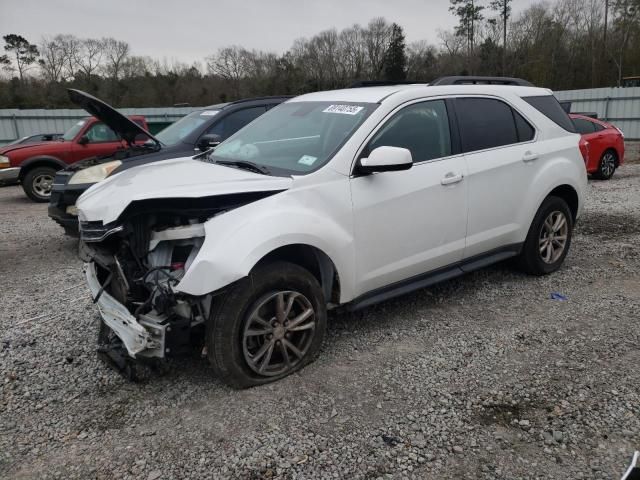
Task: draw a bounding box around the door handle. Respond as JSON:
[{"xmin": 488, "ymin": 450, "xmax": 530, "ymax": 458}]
[
  {"xmin": 441, "ymin": 172, "xmax": 464, "ymax": 185},
  {"xmin": 522, "ymin": 151, "xmax": 539, "ymax": 162}
]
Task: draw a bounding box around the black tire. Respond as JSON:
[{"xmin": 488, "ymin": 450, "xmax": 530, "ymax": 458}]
[
  {"xmin": 593, "ymin": 149, "xmax": 617, "ymax": 180},
  {"xmin": 516, "ymin": 196, "xmax": 573, "ymax": 275},
  {"xmin": 207, "ymin": 261, "xmax": 327, "ymax": 389},
  {"xmin": 22, "ymin": 166, "xmax": 57, "ymax": 202}
]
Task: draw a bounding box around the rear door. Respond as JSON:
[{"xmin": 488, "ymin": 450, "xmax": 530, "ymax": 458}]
[{"xmin": 455, "ymin": 96, "xmax": 537, "ymax": 258}]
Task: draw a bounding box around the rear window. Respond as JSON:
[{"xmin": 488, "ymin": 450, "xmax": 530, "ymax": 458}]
[
  {"xmin": 573, "ymin": 118, "xmax": 596, "ymax": 134},
  {"xmin": 523, "ymin": 95, "xmax": 577, "ymax": 133}
]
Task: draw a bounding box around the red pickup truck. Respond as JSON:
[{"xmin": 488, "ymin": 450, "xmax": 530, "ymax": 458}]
[{"xmin": 0, "ymin": 114, "xmax": 148, "ymax": 201}]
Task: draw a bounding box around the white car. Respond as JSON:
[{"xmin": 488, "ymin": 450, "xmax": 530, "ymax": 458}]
[{"xmin": 77, "ymin": 77, "xmax": 588, "ymax": 388}]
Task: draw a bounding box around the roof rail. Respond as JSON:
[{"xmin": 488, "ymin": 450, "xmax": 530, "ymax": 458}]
[
  {"xmin": 348, "ymin": 80, "xmax": 428, "ymax": 88},
  {"xmin": 227, "ymin": 95, "xmax": 293, "ymax": 106},
  {"xmin": 431, "ymin": 76, "xmax": 533, "ymax": 87}
]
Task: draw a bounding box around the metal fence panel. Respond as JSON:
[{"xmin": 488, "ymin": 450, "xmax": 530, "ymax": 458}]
[
  {"xmin": 2, "ymin": 87, "xmax": 639, "ymax": 143},
  {"xmin": 555, "ymin": 86, "xmax": 640, "ymax": 140},
  {"xmin": 0, "ymin": 106, "xmax": 201, "ymax": 144}
]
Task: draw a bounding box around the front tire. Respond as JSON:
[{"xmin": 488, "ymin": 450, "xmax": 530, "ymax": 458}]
[
  {"xmin": 22, "ymin": 166, "xmax": 57, "ymax": 202},
  {"xmin": 517, "ymin": 196, "xmax": 573, "ymax": 275},
  {"xmin": 594, "ymin": 150, "xmax": 617, "ymax": 180},
  {"xmin": 207, "ymin": 261, "xmax": 327, "ymax": 389}
]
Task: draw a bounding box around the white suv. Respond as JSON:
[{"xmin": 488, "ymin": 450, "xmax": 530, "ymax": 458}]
[{"xmin": 77, "ymin": 77, "xmax": 588, "ymax": 388}]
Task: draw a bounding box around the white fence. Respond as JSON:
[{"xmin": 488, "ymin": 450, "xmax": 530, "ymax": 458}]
[{"xmin": 555, "ymin": 86, "xmax": 640, "ymax": 140}]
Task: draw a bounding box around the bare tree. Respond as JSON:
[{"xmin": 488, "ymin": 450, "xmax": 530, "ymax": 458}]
[
  {"xmin": 364, "ymin": 17, "xmax": 392, "ymax": 77},
  {"xmin": 206, "ymin": 46, "xmax": 249, "ymax": 97},
  {"xmin": 72, "ymin": 38, "xmax": 104, "ymax": 81},
  {"xmin": 39, "ymin": 35, "xmax": 67, "ymax": 83},
  {"xmin": 102, "ymin": 37, "xmax": 130, "ymax": 81}
]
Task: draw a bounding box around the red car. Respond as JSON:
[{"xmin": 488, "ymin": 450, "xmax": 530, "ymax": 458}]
[
  {"xmin": 570, "ymin": 113, "xmax": 625, "ymax": 180},
  {"xmin": 0, "ymin": 114, "xmax": 148, "ymax": 202}
]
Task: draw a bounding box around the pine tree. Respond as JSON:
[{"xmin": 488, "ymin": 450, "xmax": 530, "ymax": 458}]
[{"xmin": 384, "ymin": 24, "xmax": 407, "ymax": 81}]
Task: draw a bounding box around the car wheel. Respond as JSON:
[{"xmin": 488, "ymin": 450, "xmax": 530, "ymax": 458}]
[
  {"xmin": 594, "ymin": 150, "xmax": 617, "ymax": 180},
  {"xmin": 207, "ymin": 261, "xmax": 327, "ymax": 389},
  {"xmin": 22, "ymin": 166, "xmax": 57, "ymax": 202},
  {"xmin": 517, "ymin": 196, "xmax": 573, "ymax": 275}
]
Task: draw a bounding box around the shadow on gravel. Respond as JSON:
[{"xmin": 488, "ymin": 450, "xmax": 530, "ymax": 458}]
[{"xmin": 576, "ymin": 211, "xmax": 640, "ymax": 235}]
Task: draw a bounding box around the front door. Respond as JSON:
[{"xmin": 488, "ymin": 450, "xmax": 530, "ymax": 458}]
[
  {"xmin": 350, "ymin": 99, "xmax": 468, "ymax": 296},
  {"xmin": 70, "ymin": 121, "xmax": 126, "ymax": 162}
]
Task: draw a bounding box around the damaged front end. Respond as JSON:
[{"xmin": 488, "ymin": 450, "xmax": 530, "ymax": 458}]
[{"xmin": 80, "ymin": 193, "xmax": 275, "ymax": 373}]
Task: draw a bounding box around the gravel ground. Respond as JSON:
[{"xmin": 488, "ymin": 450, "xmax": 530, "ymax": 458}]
[{"xmin": 1, "ymin": 164, "xmax": 639, "ymax": 480}]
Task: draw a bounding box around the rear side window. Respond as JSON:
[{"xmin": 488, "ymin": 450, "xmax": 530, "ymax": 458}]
[
  {"xmin": 456, "ymin": 98, "xmax": 518, "ymax": 152},
  {"xmin": 513, "ymin": 110, "xmax": 535, "ymax": 142},
  {"xmin": 523, "ymin": 95, "xmax": 577, "ymax": 133},
  {"xmin": 593, "ymin": 122, "xmax": 605, "ymax": 132},
  {"xmin": 573, "ymin": 118, "xmax": 596, "ymax": 134}
]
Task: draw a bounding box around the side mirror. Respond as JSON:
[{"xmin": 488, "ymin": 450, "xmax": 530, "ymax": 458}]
[
  {"xmin": 357, "ymin": 146, "xmax": 413, "ymax": 174},
  {"xmin": 197, "ymin": 134, "xmax": 222, "ymax": 152},
  {"xmin": 78, "ymin": 135, "xmax": 89, "ymax": 145}
]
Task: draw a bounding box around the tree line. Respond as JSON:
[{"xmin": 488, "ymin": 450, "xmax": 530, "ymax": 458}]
[{"xmin": 1, "ymin": 0, "xmax": 639, "ymax": 109}]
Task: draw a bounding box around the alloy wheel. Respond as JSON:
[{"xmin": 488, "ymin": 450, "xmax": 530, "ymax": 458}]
[
  {"xmin": 539, "ymin": 210, "xmax": 568, "ymax": 264},
  {"xmin": 33, "ymin": 173, "xmax": 54, "ymax": 197},
  {"xmin": 242, "ymin": 290, "xmax": 316, "ymax": 377},
  {"xmin": 600, "ymin": 152, "xmax": 616, "ymax": 178}
]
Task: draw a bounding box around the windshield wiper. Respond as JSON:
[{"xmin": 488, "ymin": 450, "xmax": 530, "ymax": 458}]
[{"xmin": 216, "ymin": 159, "xmax": 271, "ymax": 175}]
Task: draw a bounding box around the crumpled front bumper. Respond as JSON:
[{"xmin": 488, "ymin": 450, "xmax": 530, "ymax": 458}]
[{"xmin": 85, "ymin": 262, "xmax": 164, "ymax": 358}]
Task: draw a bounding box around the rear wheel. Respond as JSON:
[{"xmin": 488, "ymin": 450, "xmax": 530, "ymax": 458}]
[
  {"xmin": 207, "ymin": 261, "xmax": 326, "ymax": 389},
  {"xmin": 516, "ymin": 196, "xmax": 573, "ymax": 275},
  {"xmin": 594, "ymin": 150, "xmax": 617, "ymax": 180},
  {"xmin": 22, "ymin": 166, "xmax": 57, "ymax": 202}
]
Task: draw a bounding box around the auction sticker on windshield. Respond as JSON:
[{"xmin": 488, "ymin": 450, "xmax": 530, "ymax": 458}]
[
  {"xmin": 200, "ymin": 110, "xmax": 219, "ymax": 116},
  {"xmin": 298, "ymin": 155, "xmax": 317, "ymax": 166},
  {"xmin": 323, "ymin": 105, "xmax": 364, "ymax": 115}
]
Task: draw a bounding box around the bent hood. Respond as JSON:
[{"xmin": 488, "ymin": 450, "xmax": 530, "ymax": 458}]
[
  {"xmin": 68, "ymin": 89, "xmax": 160, "ymax": 147},
  {"xmin": 76, "ymin": 156, "xmax": 293, "ymax": 224}
]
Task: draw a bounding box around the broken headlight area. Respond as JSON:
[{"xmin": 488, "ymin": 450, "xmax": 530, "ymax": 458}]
[{"xmin": 82, "ymin": 215, "xmax": 213, "ymax": 372}]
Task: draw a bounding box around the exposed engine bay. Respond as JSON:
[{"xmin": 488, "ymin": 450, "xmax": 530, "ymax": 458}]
[{"xmin": 79, "ymin": 192, "xmax": 279, "ymax": 375}]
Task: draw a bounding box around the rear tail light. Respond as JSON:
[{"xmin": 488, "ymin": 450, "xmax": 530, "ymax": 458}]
[{"xmin": 579, "ymin": 140, "xmax": 589, "ymax": 164}]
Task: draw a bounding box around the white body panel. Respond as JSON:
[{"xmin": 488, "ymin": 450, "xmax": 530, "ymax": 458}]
[
  {"xmin": 77, "ymin": 83, "xmax": 588, "ymax": 308},
  {"xmin": 350, "ymin": 155, "xmax": 467, "ymax": 296}
]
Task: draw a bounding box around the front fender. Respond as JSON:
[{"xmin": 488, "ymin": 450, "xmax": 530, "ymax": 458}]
[{"xmin": 176, "ymin": 184, "xmax": 355, "ymax": 302}]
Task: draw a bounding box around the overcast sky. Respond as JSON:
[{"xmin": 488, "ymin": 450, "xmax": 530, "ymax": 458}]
[{"xmin": 1, "ymin": 0, "xmax": 536, "ymax": 66}]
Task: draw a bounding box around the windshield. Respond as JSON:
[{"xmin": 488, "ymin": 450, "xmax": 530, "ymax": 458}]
[
  {"xmin": 62, "ymin": 120, "xmax": 87, "ymax": 141},
  {"xmin": 155, "ymin": 110, "xmax": 219, "ymax": 145},
  {"xmin": 211, "ymin": 101, "xmax": 376, "ymax": 175}
]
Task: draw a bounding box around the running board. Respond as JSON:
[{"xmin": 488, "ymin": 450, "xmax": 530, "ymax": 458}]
[{"xmin": 346, "ymin": 244, "xmax": 522, "ymax": 312}]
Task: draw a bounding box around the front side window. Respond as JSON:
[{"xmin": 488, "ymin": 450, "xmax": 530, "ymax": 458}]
[
  {"xmin": 155, "ymin": 110, "xmax": 215, "ymax": 146},
  {"xmin": 84, "ymin": 122, "xmax": 119, "ymax": 143},
  {"xmin": 211, "ymin": 101, "xmax": 376, "ymax": 175},
  {"xmin": 457, "ymin": 98, "xmax": 518, "ymax": 152},
  {"xmin": 63, "ymin": 120, "xmax": 87, "ymax": 141},
  {"xmin": 206, "ymin": 107, "xmax": 266, "ymax": 140},
  {"xmin": 367, "ymin": 100, "xmax": 452, "ymax": 162}
]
